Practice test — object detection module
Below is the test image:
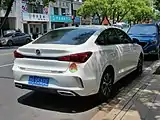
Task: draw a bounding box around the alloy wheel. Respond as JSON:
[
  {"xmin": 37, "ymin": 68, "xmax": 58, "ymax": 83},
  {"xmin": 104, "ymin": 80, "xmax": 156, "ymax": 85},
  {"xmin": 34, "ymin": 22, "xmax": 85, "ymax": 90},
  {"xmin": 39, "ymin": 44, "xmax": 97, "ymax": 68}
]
[
  {"xmin": 101, "ymin": 72, "xmax": 113, "ymax": 98},
  {"xmin": 8, "ymin": 41, "xmax": 13, "ymax": 47}
]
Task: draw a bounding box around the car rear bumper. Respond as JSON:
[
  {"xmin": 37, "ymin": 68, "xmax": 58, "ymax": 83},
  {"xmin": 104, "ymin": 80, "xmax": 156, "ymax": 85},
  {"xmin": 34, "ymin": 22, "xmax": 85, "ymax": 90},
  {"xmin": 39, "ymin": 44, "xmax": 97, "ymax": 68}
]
[
  {"xmin": 15, "ymin": 82, "xmax": 80, "ymax": 96},
  {"xmin": 13, "ymin": 66, "xmax": 99, "ymax": 96}
]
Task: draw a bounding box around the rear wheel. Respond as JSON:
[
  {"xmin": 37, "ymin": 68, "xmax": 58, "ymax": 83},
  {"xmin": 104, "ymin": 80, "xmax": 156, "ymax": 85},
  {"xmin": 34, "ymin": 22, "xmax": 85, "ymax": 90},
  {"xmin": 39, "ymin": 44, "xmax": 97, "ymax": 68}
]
[
  {"xmin": 7, "ymin": 40, "xmax": 13, "ymax": 47},
  {"xmin": 154, "ymin": 48, "xmax": 160, "ymax": 60},
  {"xmin": 136, "ymin": 55, "xmax": 143, "ymax": 75},
  {"xmin": 98, "ymin": 68, "xmax": 114, "ymax": 101}
]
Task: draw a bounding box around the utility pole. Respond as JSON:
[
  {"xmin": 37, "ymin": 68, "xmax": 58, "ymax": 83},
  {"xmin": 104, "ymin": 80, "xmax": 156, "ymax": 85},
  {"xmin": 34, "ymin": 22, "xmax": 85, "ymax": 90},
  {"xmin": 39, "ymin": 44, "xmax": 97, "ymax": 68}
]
[{"xmin": 71, "ymin": 0, "xmax": 75, "ymax": 26}]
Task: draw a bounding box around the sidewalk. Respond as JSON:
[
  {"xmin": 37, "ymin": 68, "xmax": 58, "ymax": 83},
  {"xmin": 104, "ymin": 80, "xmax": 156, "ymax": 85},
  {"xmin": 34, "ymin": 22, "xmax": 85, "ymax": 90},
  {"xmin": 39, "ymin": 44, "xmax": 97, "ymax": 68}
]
[
  {"xmin": 91, "ymin": 61, "xmax": 160, "ymax": 120},
  {"xmin": 113, "ymin": 74, "xmax": 160, "ymax": 120}
]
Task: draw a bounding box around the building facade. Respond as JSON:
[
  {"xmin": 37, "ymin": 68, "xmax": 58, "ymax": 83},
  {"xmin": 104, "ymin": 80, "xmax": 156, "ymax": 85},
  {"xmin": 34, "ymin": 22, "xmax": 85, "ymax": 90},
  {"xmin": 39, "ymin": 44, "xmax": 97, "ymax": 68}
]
[{"xmin": 0, "ymin": 0, "xmax": 82, "ymax": 35}]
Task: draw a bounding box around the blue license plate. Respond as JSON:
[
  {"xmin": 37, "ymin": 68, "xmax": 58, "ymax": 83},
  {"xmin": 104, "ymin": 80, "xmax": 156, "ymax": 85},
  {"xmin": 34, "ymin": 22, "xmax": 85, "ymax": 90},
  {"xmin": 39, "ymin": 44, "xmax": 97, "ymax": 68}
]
[{"xmin": 28, "ymin": 76, "xmax": 49, "ymax": 87}]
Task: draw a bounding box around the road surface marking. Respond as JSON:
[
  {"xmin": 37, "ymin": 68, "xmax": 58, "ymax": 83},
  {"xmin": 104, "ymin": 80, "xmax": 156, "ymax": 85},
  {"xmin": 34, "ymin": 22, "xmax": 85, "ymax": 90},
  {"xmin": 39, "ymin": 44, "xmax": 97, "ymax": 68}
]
[
  {"xmin": 0, "ymin": 63, "xmax": 13, "ymax": 68},
  {"xmin": 0, "ymin": 53, "xmax": 12, "ymax": 56}
]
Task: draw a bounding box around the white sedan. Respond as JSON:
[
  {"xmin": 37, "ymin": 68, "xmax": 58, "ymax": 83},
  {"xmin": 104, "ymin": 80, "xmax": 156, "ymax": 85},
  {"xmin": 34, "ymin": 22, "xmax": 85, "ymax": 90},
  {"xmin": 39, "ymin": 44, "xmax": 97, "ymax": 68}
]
[{"xmin": 12, "ymin": 25, "xmax": 143, "ymax": 100}]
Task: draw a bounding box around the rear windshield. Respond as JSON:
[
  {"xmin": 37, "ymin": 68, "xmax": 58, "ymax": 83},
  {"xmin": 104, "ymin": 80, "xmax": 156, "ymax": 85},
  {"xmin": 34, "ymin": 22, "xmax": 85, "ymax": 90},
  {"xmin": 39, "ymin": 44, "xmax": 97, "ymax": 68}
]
[
  {"xmin": 33, "ymin": 28, "xmax": 97, "ymax": 45},
  {"xmin": 3, "ymin": 33, "xmax": 14, "ymax": 37},
  {"xmin": 128, "ymin": 25, "xmax": 157, "ymax": 35}
]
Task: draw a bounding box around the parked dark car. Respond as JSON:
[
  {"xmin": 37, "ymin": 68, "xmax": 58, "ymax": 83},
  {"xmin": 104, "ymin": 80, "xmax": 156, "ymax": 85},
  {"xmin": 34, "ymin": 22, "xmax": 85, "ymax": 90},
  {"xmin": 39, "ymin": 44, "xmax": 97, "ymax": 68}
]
[
  {"xmin": 0, "ymin": 32, "xmax": 31, "ymax": 46},
  {"xmin": 128, "ymin": 24, "xmax": 160, "ymax": 59}
]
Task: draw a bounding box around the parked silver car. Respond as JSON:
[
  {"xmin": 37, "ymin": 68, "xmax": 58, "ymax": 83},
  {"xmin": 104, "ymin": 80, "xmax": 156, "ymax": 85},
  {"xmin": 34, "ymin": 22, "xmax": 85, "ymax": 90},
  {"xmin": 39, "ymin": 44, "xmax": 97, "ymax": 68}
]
[{"xmin": 0, "ymin": 32, "xmax": 31, "ymax": 46}]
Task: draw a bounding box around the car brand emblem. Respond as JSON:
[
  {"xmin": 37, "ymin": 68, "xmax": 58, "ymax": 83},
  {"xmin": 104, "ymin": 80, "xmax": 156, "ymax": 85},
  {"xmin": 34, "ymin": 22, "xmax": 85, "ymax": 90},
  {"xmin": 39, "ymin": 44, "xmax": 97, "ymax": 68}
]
[{"xmin": 36, "ymin": 49, "xmax": 41, "ymax": 55}]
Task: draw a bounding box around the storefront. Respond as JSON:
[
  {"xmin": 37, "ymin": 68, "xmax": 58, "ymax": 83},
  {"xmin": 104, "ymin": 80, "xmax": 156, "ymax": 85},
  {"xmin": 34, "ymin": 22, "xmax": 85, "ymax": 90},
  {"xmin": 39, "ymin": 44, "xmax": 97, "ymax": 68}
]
[
  {"xmin": 50, "ymin": 15, "xmax": 72, "ymax": 29},
  {"xmin": 22, "ymin": 12, "xmax": 49, "ymax": 35},
  {"xmin": 21, "ymin": 0, "xmax": 49, "ymax": 35},
  {"xmin": 81, "ymin": 17, "xmax": 91, "ymax": 25},
  {"xmin": 74, "ymin": 17, "xmax": 81, "ymax": 25}
]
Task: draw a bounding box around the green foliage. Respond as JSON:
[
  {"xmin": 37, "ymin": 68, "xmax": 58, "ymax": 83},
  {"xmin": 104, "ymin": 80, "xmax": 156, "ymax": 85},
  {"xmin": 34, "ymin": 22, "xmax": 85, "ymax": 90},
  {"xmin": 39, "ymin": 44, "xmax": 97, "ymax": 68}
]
[
  {"xmin": 77, "ymin": 0, "xmax": 157, "ymax": 24},
  {"xmin": 0, "ymin": 0, "xmax": 11, "ymax": 10},
  {"xmin": 154, "ymin": 0, "xmax": 160, "ymax": 11}
]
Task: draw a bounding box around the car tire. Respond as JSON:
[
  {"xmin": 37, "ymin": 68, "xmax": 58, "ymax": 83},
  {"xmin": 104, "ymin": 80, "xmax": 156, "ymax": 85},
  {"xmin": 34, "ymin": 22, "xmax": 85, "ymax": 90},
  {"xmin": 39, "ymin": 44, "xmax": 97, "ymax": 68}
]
[
  {"xmin": 26, "ymin": 39, "xmax": 31, "ymax": 44},
  {"xmin": 136, "ymin": 54, "xmax": 143, "ymax": 75},
  {"xmin": 98, "ymin": 68, "xmax": 114, "ymax": 101},
  {"xmin": 155, "ymin": 48, "xmax": 160, "ymax": 60},
  {"xmin": 7, "ymin": 40, "xmax": 13, "ymax": 47}
]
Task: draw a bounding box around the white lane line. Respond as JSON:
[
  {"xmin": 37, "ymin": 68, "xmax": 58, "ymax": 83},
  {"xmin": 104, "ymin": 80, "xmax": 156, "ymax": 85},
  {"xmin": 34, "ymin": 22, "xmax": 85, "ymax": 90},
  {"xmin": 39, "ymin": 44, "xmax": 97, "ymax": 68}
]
[{"xmin": 0, "ymin": 63, "xmax": 13, "ymax": 68}]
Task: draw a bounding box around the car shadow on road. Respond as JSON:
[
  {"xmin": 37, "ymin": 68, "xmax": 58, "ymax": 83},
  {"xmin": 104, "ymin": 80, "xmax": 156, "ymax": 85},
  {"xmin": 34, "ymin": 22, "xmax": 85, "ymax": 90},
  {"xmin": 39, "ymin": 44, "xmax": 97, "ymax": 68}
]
[{"xmin": 17, "ymin": 71, "xmax": 143, "ymax": 113}]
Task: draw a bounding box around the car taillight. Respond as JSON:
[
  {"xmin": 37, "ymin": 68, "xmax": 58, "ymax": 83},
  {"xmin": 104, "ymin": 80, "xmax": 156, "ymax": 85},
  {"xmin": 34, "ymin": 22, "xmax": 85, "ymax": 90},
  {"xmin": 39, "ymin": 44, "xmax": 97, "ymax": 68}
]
[
  {"xmin": 14, "ymin": 50, "xmax": 24, "ymax": 58},
  {"xmin": 58, "ymin": 52, "xmax": 92, "ymax": 63}
]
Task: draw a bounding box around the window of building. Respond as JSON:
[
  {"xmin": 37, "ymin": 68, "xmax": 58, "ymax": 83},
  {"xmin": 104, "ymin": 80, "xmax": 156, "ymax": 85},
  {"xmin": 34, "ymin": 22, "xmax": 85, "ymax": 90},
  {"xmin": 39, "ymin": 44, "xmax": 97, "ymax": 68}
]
[
  {"xmin": 61, "ymin": 8, "xmax": 66, "ymax": 16},
  {"xmin": 54, "ymin": 7, "xmax": 59, "ymax": 15},
  {"xmin": 30, "ymin": 28, "xmax": 33, "ymax": 33},
  {"xmin": 36, "ymin": 28, "xmax": 39, "ymax": 33},
  {"xmin": 73, "ymin": 10, "xmax": 76, "ymax": 17},
  {"xmin": 27, "ymin": 4, "xmax": 43, "ymax": 13}
]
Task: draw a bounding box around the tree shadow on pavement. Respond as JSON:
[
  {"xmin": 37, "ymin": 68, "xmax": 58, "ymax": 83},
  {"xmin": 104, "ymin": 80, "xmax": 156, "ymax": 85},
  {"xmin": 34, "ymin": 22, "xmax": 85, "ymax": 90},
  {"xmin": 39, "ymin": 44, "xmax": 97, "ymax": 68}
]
[
  {"xmin": 144, "ymin": 55, "xmax": 157, "ymax": 62},
  {"xmin": 109, "ymin": 75, "xmax": 160, "ymax": 120},
  {"xmin": 17, "ymin": 71, "xmax": 142, "ymax": 113}
]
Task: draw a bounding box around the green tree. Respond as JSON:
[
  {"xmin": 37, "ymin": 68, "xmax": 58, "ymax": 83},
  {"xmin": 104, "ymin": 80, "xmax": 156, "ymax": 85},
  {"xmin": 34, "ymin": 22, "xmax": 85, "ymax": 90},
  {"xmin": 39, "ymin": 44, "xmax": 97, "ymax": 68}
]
[
  {"xmin": 77, "ymin": 0, "xmax": 110, "ymax": 24},
  {"xmin": 77, "ymin": 0, "xmax": 155, "ymax": 24},
  {"xmin": 125, "ymin": 0, "xmax": 154, "ymax": 24},
  {"xmin": 154, "ymin": 0, "xmax": 160, "ymax": 11}
]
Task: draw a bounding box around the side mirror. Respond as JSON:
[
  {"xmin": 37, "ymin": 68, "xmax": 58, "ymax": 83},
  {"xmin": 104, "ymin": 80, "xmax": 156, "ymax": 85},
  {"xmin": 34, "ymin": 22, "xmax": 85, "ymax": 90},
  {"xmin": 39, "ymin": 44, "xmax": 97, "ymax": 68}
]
[{"xmin": 132, "ymin": 38, "xmax": 139, "ymax": 43}]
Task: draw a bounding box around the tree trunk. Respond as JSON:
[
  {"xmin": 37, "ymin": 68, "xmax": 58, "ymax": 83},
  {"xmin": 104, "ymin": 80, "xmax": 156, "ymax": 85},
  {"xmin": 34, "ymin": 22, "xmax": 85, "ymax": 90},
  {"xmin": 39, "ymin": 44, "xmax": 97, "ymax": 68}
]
[
  {"xmin": 112, "ymin": 9, "xmax": 116, "ymax": 24},
  {"xmin": 106, "ymin": 16, "xmax": 111, "ymax": 25},
  {"xmin": 119, "ymin": 10, "xmax": 130, "ymax": 22},
  {"xmin": 0, "ymin": 0, "xmax": 15, "ymax": 34},
  {"xmin": 133, "ymin": 20, "xmax": 136, "ymax": 24},
  {"xmin": 116, "ymin": 11, "xmax": 120, "ymax": 22},
  {"xmin": 100, "ymin": 16, "xmax": 105, "ymax": 25},
  {"xmin": 96, "ymin": 13, "xmax": 101, "ymax": 25}
]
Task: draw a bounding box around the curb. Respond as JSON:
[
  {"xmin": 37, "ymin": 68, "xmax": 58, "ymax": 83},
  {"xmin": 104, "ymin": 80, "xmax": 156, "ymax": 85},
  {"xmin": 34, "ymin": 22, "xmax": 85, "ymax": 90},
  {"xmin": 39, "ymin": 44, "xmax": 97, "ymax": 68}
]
[{"xmin": 91, "ymin": 60, "xmax": 160, "ymax": 120}]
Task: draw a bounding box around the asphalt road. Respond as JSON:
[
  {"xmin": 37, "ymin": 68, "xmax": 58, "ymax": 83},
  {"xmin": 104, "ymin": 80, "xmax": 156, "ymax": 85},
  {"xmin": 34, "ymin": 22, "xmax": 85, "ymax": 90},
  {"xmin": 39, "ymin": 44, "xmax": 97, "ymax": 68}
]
[{"xmin": 0, "ymin": 47, "xmax": 154, "ymax": 120}]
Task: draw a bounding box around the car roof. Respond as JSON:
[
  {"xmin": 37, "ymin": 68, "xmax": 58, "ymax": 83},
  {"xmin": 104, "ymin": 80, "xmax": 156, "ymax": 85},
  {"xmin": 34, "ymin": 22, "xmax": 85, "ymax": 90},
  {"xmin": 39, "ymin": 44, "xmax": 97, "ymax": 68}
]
[
  {"xmin": 131, "ymin": 23, "xmax": 157, "ymax": 27},
  {"xmin": 54, "ymin": 25, "xmax": 119, "ymax": 31}
]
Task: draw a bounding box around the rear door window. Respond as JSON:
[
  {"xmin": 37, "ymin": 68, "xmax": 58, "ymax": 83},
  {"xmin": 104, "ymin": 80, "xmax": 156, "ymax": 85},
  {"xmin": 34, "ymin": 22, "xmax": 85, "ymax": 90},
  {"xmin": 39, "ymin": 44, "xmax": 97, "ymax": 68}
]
[
  {"xmin": 104, "ymin": 28, "xmax": 120, "ymax": 45},
  {"xmin": 115, "ymin": 28, "xmax": 132, "ymax": 43},
  {"xmin": 14, "ymin": 32, "xmax": 23, "ymax": 37},
  {"xmin": 3, "ymin": 33, "xmax": 14, "ymax": 37},
  {"xmin": 33, "ymin": 28, "xmax": 97, "ymax": 45}
]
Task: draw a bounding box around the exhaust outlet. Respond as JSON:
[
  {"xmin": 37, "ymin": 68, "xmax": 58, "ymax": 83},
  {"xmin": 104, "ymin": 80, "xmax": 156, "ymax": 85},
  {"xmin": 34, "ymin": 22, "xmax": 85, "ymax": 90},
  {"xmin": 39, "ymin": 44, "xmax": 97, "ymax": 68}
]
[
  {"xmin": 57, "ymin": 90, "xmax": 76, "ymax": 96},
  {"xmin": 15, "ymin": 83, "xmax": 23, "ymax": 88}
]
